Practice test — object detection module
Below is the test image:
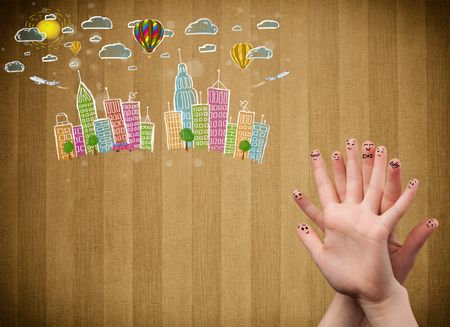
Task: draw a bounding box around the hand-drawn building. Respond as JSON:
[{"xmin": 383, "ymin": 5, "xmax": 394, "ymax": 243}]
[
  {"xmin": 103, "ymin": 87, "xmax": 128, "ymax": 145},
  {"xmin": 224, "ymin": 117, "xmax": 237, "ymax": 156},
  {"xmin": 234, "ymin": 101, "xmax": 255, "ymax": 159},
  {"xmin": 54, "ymin": 112, "xmax": 75, "ymax": 160},
  {"xmin": 122, "ymin": 92, "xmax": 141, "ymax": 150},
  {"xmin": 140, "ymin": 106, "xmax": 155, "ymax": 152},
  {"xmin": 164, "ymin": 102, "xmax": 184, "ymax": 150},
  {"xmin": 208, "ymin": 70, "xmax": 230, "ymax": 152},
  {"xmin": 249, "ymin": 114, "xmax": 270, "ymax": 163},
  {"xmin": 76, "ymin": 71, "xmax": 98, "ymax": 155},
  {"xmin": 73, "ymin": 125, "xmax": 86, "ymax": 157},
  {"xmin": 94, "ymin": 118, "xmax": 114, "ymax": 153},
  {"xmin": 191, "ymin": 91, "xmax": 209, "ymax": 150}
]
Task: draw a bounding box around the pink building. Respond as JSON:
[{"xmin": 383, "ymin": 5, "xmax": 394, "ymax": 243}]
[
  {"xmin": 208, "ymin": 70, "xmax": 230, "ymax": 151},
  {"xmin": 103, "ymin": 87, "xmax": 128, "ymax": 144},
  {"xmin": 122, "ymin": 92, "xmax": 141, "ymax": 149},
  {"xmin": 73, "ymin": 125, "xmax": 86, "ymax": 156}
]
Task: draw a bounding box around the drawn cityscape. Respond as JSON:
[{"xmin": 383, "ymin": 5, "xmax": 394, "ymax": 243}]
[{"xmin": 54, "ymin": 53, "xmax": 270, "ymax": 163}]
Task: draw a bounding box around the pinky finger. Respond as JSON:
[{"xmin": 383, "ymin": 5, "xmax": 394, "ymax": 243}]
[
  {"xmin": 293, "ymin": 190, "xmax": 325, "ymax": 231},
  {"xmin": 401, "ymin": 218, "xmax": 439, "ymax": 262}
]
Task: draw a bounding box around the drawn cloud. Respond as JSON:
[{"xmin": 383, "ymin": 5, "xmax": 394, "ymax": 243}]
[
  {"xmin": 69, "ymin": 60, "xmax": 79, "ymax": 68},
  {"xmin": 81, "ymin": 16, "xmax": 113, "ymax": 30},
  {"xmin": 42, "ymin": 54, "xmax": 58, "ymax": 62},
  {"xmin": 98, "ymin": 43, "xmax": 131, "ymax": 59},
  {"xmin": 160, "ymin": 52, "xmax": 170, "ymax": 59},
  {"xmin": 247, "ymin": 46, "xmax": 273, "ymax": 59},
  {"xmin": 63, "ymin": 41, "xmax": 72, "ymax": 48},
  {"xmin": 61, "ymin": 26, "xmax": 74, "ymax": 34},
  {"xmin": 127, "ymin": 20, "xmax": 141, "ymax": 28},
  {"xmin": 257, "ymin": 20, "xmax": 279, "ymax": 30},
  {"xmin": 24, "ymin": 51, "xmax": 31, "ymax": 56},
  {"xmin": 4, "ymin": 61, "xmax": 24, "ymax": 73},
  {"xmin": 198, "ymin": 43, "xmax": 216, "ymax": 53},
  {"xmin": 89, "ymin": 35, "xmax": 102, "ymax": 43},
  {"xmin": 15, "ymin": 27, "xmax": 46, "ymax": 42},
  {"xmin": 185, "ymin": 18, "xmax": 218, "ymax": 35},
  {"xmin": 164, "ymin": 29, "xmax": 174, "ymax": 37},
  {"xmin": 45, "ymin": 14, "xmax": 56, "ymax": 20},
  {"xmin": 128, "ymin": 65, "xmax": 137, "ymax": 71},
  {"xmin": 232, "ymin": 25, "xmax": 242, "ymax": 32}
]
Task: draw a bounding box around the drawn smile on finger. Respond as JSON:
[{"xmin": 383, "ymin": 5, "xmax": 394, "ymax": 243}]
[
  {"xmin": 310, "ymin": 150, "xmax": 320, "ymax": 161},
  {"xmin": 346, "ymin": 139, "xmax": 356, "ymax": 150},
  {"xmin": 426, "ymin": 218, "xmax": 437, "ymax": 228},
  {"xmin": 299, "ymin": 224, "xmax": 310, "ymax": 234},
  {"xmin": 376, "ymin": 146, "xmax": 385, "ymax": 157},
  {"xmin": 407, "ymin": 178, "xmax": 418, "ymax": 189},
  {"xmin": 293, "ymin": 190, "xmax": 303, "ymax": 200}
]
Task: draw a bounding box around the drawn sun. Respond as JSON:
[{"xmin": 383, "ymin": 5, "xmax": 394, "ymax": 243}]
[{"xmin": 25, "ymin": 8, "xmax": 71, "ymax": 49}]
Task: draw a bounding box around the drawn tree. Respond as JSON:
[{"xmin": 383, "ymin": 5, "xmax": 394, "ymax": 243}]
[
  {"xmin": 180, "ymin": 128, "xmax": 195, "ymax": 152},
  {"xmin": 87, "ymin": 135, "xmax": 99, "ymax": 155},
  {"xmin": 63, "ymin": 140, "xmax": 75, "ymax": 160},
  {"xmin": 239, "ymin": 140, "xmax": 251, "ymax": 160}
]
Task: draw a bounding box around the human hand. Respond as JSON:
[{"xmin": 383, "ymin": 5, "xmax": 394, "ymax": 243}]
[{"xmin": 293, "ymin": 139, "xmax": 421, "ymax": 303}]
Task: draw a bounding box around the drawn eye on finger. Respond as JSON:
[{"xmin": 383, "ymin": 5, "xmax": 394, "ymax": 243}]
[
  {"xmin": 426, "ymin": 218, "xmax": 437, "ymax": 228},
  {"xmin": 293, "ymin": 190, "xmax": 303, "ymax": 200},
  {"xmin": 298, "ymin": 224, "xmax": 310, "ymax": 234},
  {"xmin": 376, "ymin": 146, "xmax": 385, "ymax": 157},
  {"xmin": 332, "ymin": 151, "xmax": 340, "ymax": 160},
  {"xmin": 346, "ymin": 138, "xmax": 356, "ymax": 150},
  {"xmin": 407, "ymin": 178, "xmax": 419, "ymax": 189},
  {"xmin": 363, "ymin": 142, "xmax": 374, "ymax": 153},
  {"xmin": 310, "ymin": 150, "xmax": 320, "ymax": 161}
]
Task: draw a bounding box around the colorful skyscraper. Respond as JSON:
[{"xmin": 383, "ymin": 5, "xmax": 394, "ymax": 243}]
[
  {"xmin": 174, "ymin": 49, "xmax": 197, "ymax": 147},
  {"xmin": 73, "ymin": 125, "xmax": 86, "ymax": 157},
  {"xmin": 122, "ymin": 92, "xmax": 141, "ymax": 149},
  {"xmin": 140, "ymin": 106, "xmax": 155, "ymax": 152},
  {"xmin": 54, "ymin": 112, "xmax": 75, "ymax": 160},
  {"xmin": 94, "ymin": 118, "xmax": 114, "ymax": 153},
  {"xmin": 208, "ymin": 69, "xmax": 230, "ymax": 152},
  {"xmin": 234, "ymin": 100, "xmax": 255, "ymax": 159},
  {"xmin": 164, "ymin": 102, "xmax": 184, "ymax": 150},
  {"xmin": 76, "ymin": 70, "xmax": 98, "ymax": 155},
  {"xmin": 191, "ymin": 91, "xmax": 209, "ymax": 150},
  {"xmin": 103, "ymin": 87, "xmax": 128, "ymax": 144},
  {"xmin": 224, "ymin": 116, "xmax": 237, "ymax": 156},
  {"xmin": 249, "ymin": 114, "xmax": 270, "ymax": 164}
]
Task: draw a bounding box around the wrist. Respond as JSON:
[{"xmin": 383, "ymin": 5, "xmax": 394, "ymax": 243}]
[
  {"xmin": 319, "ymin": 293, "xmax": 367, "ymax": 327},
  {"xmin": 358, "ymin": 284, "xmax": 418, "ymax": 327}
]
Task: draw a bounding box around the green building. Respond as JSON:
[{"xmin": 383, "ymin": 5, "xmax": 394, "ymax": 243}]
[
  {"xmin": 76, "ymin": 71, "xmax": 98, "ymax": 154},
  {"xmin": 192, "ymin": 103, "xmax": 209, "ymax": 149},
  {"xmin": 224, "ymin": 121, "xmax": 237, "ymax": 156},
  {"xmin": 140, "ymin": 111, "xmax": 155, "ymax": 152}
]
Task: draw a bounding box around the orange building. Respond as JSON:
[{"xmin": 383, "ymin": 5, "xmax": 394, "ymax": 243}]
[
  {"xmin": 234, "ymin": 100, "xmax": 255, "ymax": 159},
  {"xmin": 164, "ymin": 102, "xmax": 183, "ymax": 150},
  {"xmin": 54, "ymin": 112, "xmax": 75, "ymax": 160}
]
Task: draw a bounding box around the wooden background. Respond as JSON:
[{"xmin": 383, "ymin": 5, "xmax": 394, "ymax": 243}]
[{"xmin": 0, "ymin": 0, "xmax": 449, "ymax": 326}]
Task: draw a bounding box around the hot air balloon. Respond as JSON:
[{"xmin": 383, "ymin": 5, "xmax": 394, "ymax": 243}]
[
  {"xmin": 70, "ymin": 41, "xmax": 81, "ymax": 56},
  {"xmin": 133, "ymin": 19, "xmax": 165, "ymax": 54},
  {"xmin": 230, "ymin": 43, "xmax": 253, "ymax": 70}
]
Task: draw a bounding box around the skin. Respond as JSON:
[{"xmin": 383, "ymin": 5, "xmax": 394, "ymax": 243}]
[{"xmin": 292, "ymin": 139, "xmax": 439, "ymax": 325}]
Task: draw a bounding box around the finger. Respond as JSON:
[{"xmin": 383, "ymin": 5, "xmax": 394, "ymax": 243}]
[
  {"xmin": 293, "ymin": 190, "xmax": 325, "ymax": 231},
  {"xmin": 363, "ymin": 146, "xmax": 387, "ymax": 212},
  {"xmin": 361, "ymin": 140, "xmax": 375, "ymax": 194},
  {"xmin": 331, "ymin": 151, "xmax": 346, "ymax": 202},
  {"xmin": 310, "ymin": 150, "xmax": 339, "ymax": 207},
  {"xmin": 344, "ymin": 138, "xmax": 363, "ymax": 203},
  {"xmin": 380, "ymin": 159, "xmax": 403, "ymax": 214},
  {"xmin": 401, "ymin": 218, "xmax": 439, "ymax": 263},
  {"xmin": 381, "ymin": 178, "xmax": 419, "ymax": 231},
  {"xmin": 296, "ymin": 223, "xmax": 323, "ymax": 261}
]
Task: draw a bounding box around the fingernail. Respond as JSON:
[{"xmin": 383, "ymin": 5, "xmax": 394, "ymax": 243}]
[
  {"xmin": 310, "ymin": 150, "xmax": 320, "ymax": 161},
  {"xmin": 346, "ymin": 138, "xmax": 356, "ymax": 151},
  {"xmin": 407, "ymin": 178, "xmax": 419, "ymax": 189}
]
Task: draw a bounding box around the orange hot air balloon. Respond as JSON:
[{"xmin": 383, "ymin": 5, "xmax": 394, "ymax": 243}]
[
  {"xmin": 230, "ymin": 43, "xmax": 253, "ymax": 70},
  {"xmin": 70, "ymin": 41, "xmax": 81, "ymax": 56}
]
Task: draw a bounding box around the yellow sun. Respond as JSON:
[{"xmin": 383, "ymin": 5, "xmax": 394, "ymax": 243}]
[{"xmin": 36, "ymin": 19, "xmax": 61, "ymax": 40}]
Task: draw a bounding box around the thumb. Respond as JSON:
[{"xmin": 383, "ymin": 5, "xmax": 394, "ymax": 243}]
[
  {"xmin": 296, "ymin": 223, "xmax": 323, "ymax": 261},
  {"xmin": 401, "ymin": 218, "xmax": 439, "ymax": 261}
]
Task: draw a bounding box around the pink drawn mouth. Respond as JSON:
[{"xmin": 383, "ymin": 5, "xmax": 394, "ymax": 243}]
[{"xmin": 347, "ymin": 147, "xmax": 352, "ymax": 150}]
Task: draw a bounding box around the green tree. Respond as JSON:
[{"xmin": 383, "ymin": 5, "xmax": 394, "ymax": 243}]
[
  {"xmin": 63, "ymin": 140, "xmax": 75, "ymax": 160},
  {"xmin": 87, "ymin": 135, "xmax": 99, "ymax": 155},
  {"xmin": 180, "ymin": 128, "xmax": 195, "ymax": 152},
  {"xmin": 239, "ymin": 140, "xmax": 251, "ymax": 160}
]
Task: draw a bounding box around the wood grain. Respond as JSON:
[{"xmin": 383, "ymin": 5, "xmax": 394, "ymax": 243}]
[{"xmin": 0, "ymin": 0, "xmax": 449, "ymax": 326}]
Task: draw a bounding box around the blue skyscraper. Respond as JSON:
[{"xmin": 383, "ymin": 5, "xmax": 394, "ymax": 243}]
[
  {"xmin": 174, "ymin": 49, "xmax": 198, "ymax": 147},
  {"xmin": 94, "ymin": 118, "xmax": 114, "ymax": 153},
  {"xmin": 249, "ymin": 115, "xmax": 270, "ymax": 164}
]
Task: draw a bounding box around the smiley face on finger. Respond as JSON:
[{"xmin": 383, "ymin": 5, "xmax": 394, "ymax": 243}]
[
  {"xmin": 310, "ymin": 150, "xmax": 320, "ymax": 161},
  {"xmin": 293, "ymin": 190, "xmax": 303, "ymax": 200},
  {"xmin": 407, "ymin": 178, "xmax": 419, "ymax": 189},
  {"xmin": 332, "ymin": 151, "xmax": 340, "ymax": 160},
  {"xmin": 426, "ymin": 218, "xmax": 437, "ymax": 228},
  {"xmin": 346, "ymin": 139, "xmax": 356, "ymax": 150},
  {"xmin": 298, "ymin": 223, "xmax": 310, "ymax": 234},
  {"xmin": 363, "ymin": 142, "xmax": 375, "ymax": 152},
  {"xmin": 376, "ymin": 146, "xmax": 385, "ymax": 157}
]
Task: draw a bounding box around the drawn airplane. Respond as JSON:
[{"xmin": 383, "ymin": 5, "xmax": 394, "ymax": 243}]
[
  {"xmin": 265, "ymin": 71, "xmax": 290, "ymax": 81},
  {"xmin": 29, "ymin": 76, "xmax": 68, "ymax": 89}
]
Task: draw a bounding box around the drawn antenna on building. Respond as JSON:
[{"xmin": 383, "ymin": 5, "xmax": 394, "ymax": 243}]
[
  {"xmin": 177, "ymin": 48, "xmax": 182, "ymax": 64},
  {"xmin": 261, "ymin": 114, "xmax": 265, "ymax": 123},
  {"xmin": 104, "ymin": 87, "xmax": 110, "ymax": 100},
  {"xmin": 143, "ymin": 105, "xmax": 152, "ymax": 122},
  {"xmin": 211, "ymin": 69, "xmax": 227, "ymax": 89},
  {"xmin": 199, "ymin": 91, "xmax": 202, "ymax": 103},
  {"xmin": 240, "ymin": 100, "xmax": 249, "ymax": 111}
]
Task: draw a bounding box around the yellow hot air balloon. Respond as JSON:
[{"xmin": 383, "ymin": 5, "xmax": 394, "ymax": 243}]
[
  {"xmin": 230, "ymin": 43, "xmax": 253, "ymax": 70},
  {"xmin": 70, "ymin": 41, "xmax": 81, "ymax": 56}
]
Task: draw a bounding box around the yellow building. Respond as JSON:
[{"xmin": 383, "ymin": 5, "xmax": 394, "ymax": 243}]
[
  {"xmin": 234, "ymin": 100, "xmax": 255, "ymax": 159},
  {"xmin": 54, "ymin": 112, "xmax": 75, "ymax": 160},
  {"xmin": 164, "ymin": 102, "xmax": 184, "ymax": 150}
]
